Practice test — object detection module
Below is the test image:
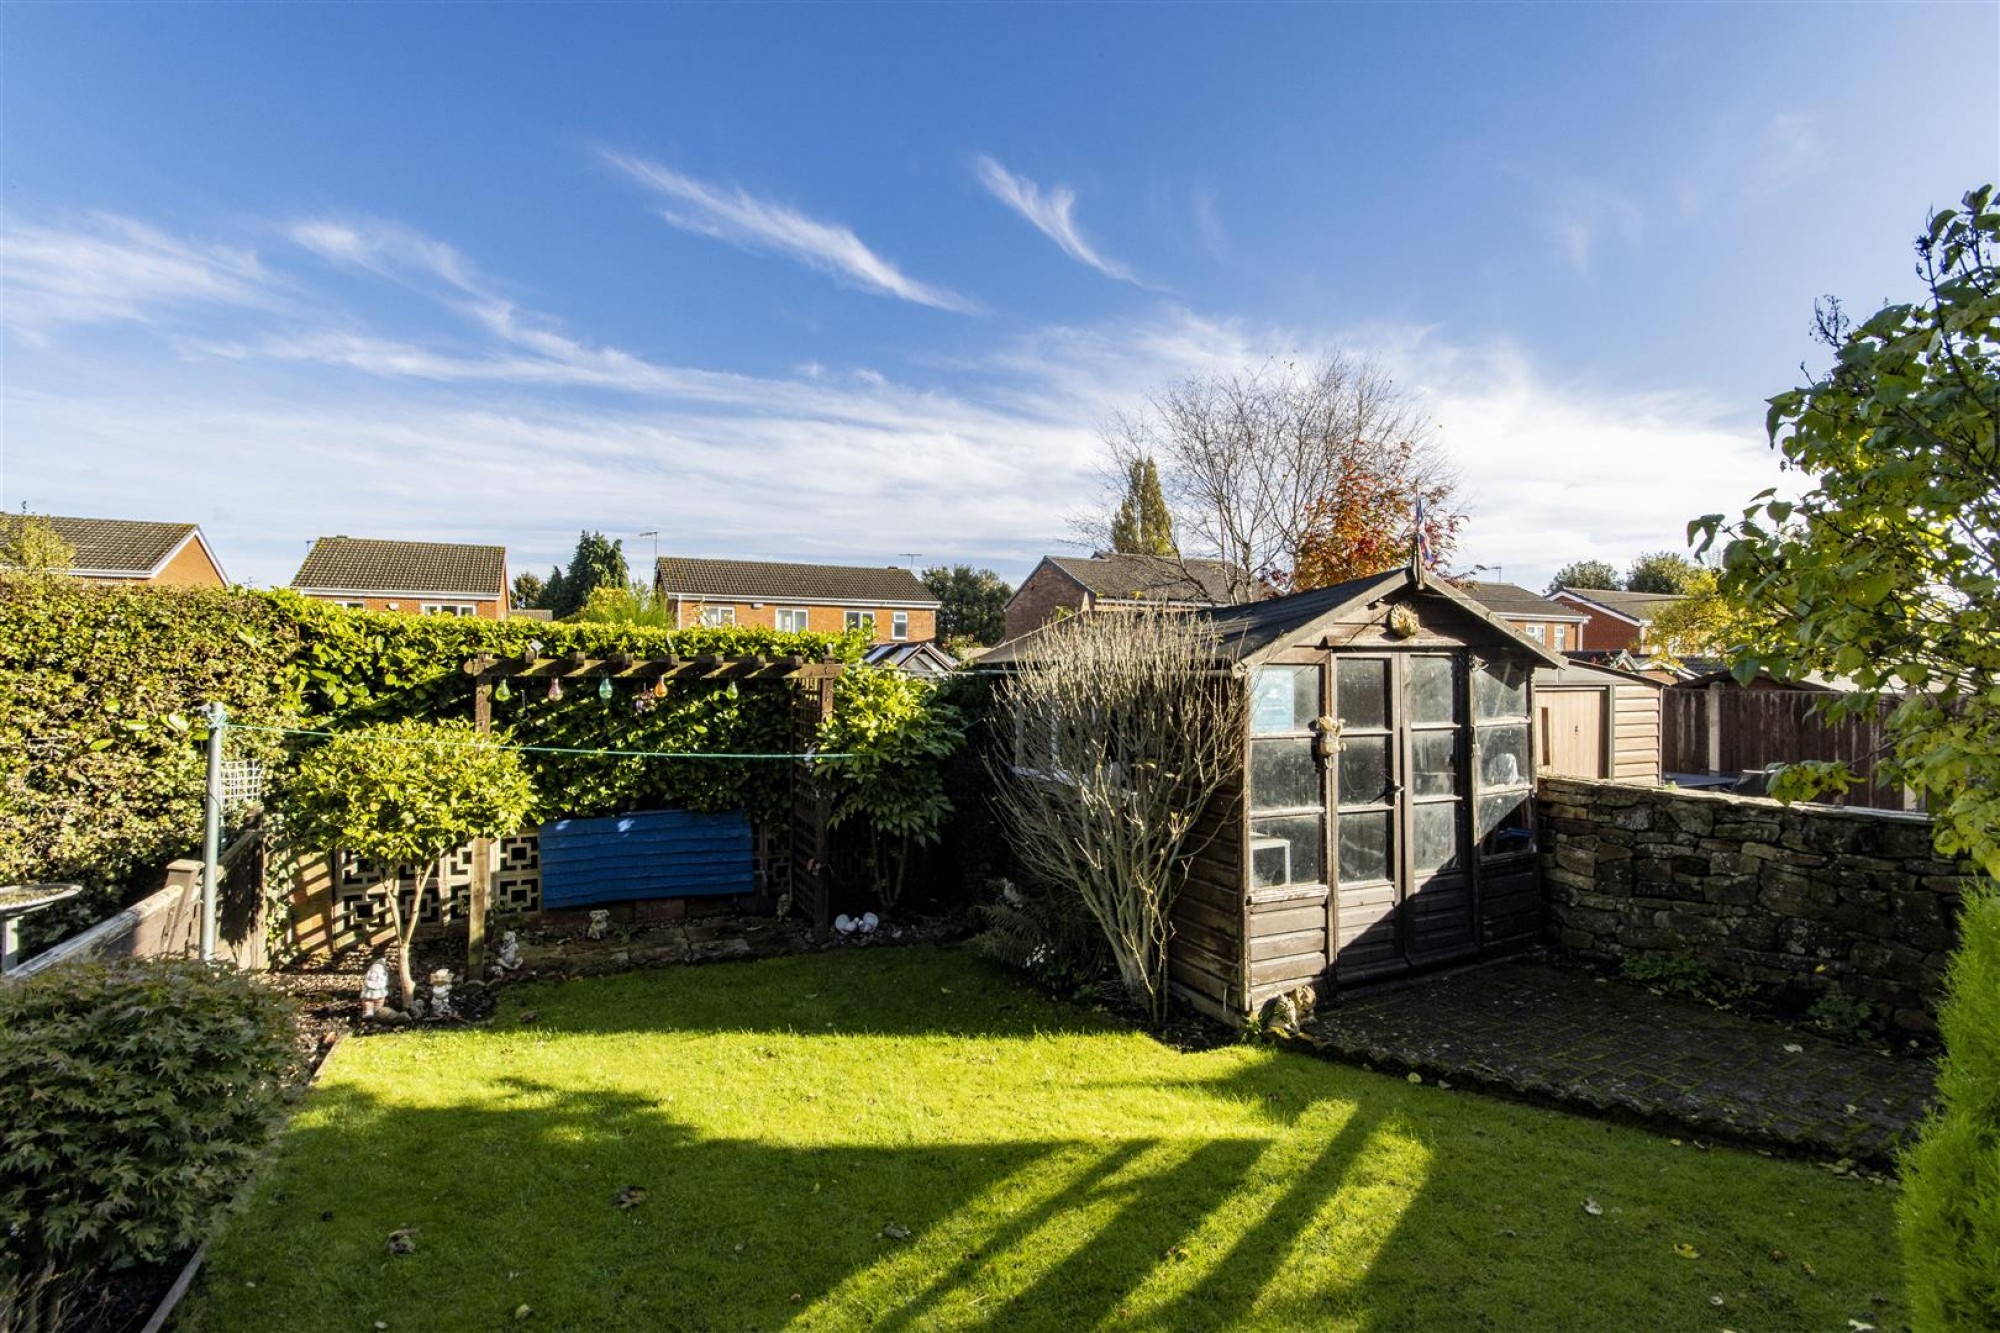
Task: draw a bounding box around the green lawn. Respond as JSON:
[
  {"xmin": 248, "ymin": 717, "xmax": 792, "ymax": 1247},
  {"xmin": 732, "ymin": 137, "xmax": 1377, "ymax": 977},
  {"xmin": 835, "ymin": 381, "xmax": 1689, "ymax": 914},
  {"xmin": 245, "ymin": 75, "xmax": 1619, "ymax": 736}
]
[{"xmin": 186, "ymin": 947, "xmax": 1904, "ymax": 1332}]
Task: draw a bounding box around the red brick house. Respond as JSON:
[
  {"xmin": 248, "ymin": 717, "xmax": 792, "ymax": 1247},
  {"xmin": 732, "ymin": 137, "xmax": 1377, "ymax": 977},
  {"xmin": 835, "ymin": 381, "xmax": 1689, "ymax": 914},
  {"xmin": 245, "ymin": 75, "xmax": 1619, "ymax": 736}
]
[
  {"xmin": 654, "ymin": 556, "xmax": 938, "ymax": 645},
  {"xmin": 1458, "ymin": 581, "xmax": 1591, "ymax": 653},
  {"xmin": 1549, "ymin": 587, "xmax": 1688, "ymax": 653},
  {"xmin": 1002, "ymin": 554, "xmax": 1242, "ymax": 641},
  {"xmin": 2, "ymin": 514, "xmax": 229, "ymax": 587},
  {"xmin": 291, "ymin": 537, "xmax": 510, "ymax": 619}
]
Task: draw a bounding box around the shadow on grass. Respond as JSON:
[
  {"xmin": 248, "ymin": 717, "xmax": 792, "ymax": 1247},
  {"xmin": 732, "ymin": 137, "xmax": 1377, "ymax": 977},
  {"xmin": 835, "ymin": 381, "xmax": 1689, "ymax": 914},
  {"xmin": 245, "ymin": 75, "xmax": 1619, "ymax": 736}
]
[
  {"xmin": 189, "ymin": 948, "xmax": 1905, "ymax": 1332},
  {"xmin": 193, "ymin": 1074, "xmax": 1394, "ymax": 1331}
]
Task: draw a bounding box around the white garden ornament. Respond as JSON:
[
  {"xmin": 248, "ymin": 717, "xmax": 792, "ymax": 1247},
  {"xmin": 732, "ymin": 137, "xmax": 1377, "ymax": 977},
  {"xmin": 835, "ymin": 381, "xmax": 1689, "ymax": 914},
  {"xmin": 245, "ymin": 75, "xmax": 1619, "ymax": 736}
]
[{"xmin": 360, "ymin": 960, "xmax": 391, "ymax": 1018}]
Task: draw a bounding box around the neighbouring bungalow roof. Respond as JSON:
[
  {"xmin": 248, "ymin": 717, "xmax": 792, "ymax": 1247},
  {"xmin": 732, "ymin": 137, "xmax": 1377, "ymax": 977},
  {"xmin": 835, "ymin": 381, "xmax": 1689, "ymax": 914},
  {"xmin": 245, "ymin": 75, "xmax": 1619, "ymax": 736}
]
[
  {"xmin": 1045, "ymin": 553, "xmax": 1241, "ymax": 605},
  {"xmin": 292, "ymin": 536, "xmax": 507, "ymax": 598},
  {"xmin": 981, "ymin": 567, "xmax": 1569, "ymax": 671},
  {"xmin": 0, "ymin": 514, "xmax": 210, "ymax": 579},
  {"xmin": 1552, "ymin": 586, "xmax": 1687, "ymax": 624},
  {"xmin": 655, "ymin": 556, "xmax": 937, "ymax": 607},
  {"xmin": 1457, "ymin": 580, "xmax": 1588, "ymax": 622}
]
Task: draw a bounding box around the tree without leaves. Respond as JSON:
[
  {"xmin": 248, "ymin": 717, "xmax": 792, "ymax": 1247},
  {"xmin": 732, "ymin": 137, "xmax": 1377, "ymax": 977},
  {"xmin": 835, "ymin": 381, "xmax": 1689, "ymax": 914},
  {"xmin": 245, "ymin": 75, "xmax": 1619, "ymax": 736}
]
[
  {"xmin": 1692, "ymin": 185, "xmax": 1999, "ymax": 1331},
  {"xmin": 1545, "ymin": 559, "xmax": 1622, "ymax": 595},
  {"xmin": 1624, "ymin": 550, "xmax": 1703, "ymax": 594},
  {"xmin": 279, "ymin": 718, "xmax": 536, "ymax": 1010},
  {"xmin": 1100, "ymin": 356, "xmax": 1460, "ymax": 598},
  {"xmin": 921, "ymin": 565, "xmax": 1012, "ymax": 646},
  {"xmin": 988, "ymin": 609, "xmax": 1246, "ymax": 1025}
]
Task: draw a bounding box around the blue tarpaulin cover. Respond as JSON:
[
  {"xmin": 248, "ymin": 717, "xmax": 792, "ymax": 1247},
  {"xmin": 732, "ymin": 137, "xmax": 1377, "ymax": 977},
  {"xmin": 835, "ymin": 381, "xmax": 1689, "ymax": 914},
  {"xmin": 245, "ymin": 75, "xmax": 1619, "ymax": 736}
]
[{"xmin": 538, "ymin": 809, "xmax": 753, "ymax": 907}]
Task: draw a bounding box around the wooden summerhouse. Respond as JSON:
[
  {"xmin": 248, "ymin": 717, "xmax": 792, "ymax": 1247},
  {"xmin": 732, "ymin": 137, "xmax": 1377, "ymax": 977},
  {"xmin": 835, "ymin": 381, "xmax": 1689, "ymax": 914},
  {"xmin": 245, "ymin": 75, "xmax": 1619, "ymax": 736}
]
[{"xmin": 1177, "ymin": 567, "xmax": 1567, "ymax": 1021}]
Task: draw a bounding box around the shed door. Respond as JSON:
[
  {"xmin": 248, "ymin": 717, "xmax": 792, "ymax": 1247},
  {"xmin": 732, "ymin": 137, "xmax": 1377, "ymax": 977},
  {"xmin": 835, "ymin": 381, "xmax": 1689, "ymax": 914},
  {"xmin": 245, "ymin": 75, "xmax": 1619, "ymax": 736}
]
[
  {"xmin": 1538, "ymin": 689, "xmax": 1607, "ymax": 779},
  {"xmin": 1331, "ymin": 653, "xmax": 1475, "ymax": 982}
]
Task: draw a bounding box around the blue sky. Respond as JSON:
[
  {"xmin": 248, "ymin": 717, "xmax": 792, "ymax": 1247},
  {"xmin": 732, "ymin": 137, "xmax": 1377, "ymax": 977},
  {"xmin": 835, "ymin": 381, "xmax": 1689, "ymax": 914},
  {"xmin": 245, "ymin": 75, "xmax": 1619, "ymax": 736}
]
[{"xmin": 4, "ymin": 4, "xmax": 1995, "ymax": 592}]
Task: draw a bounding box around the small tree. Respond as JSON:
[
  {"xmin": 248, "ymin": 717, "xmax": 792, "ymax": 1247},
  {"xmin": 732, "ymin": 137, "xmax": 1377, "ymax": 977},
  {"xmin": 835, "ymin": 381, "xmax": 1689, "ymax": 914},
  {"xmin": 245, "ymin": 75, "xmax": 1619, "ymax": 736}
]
[
  {"xmin": 921, "ymin": 564, "xmax": 1012, "ymax": 646},
  {"xmin": 547, "ymin": 531, "xmax": 630, "ymax": 619},
  {"xmin": 989, "ymin": 609, "xmax": 1245, "ymax": 1024},
  {"xmin": 1624, "ymin": 550, "xmax": 1702, "ymax": 594},
  {"xmin": 0, "ymin": 512, "xmax": 76, "ymax": 578},
  {"xmin": 1642, "ymin": 569, "xmax": 1769, "ymax": 662},
  {"xmin": 816, "ymin": 668, "xmax": 964, "ymax": 907},
  {"xmin": 280, "ymin": 719, "xmax": 535, "ymax": 1009},
  {"xmin": 1545, "ymin": 559, "xmax": 1622, "ymax": 595},
  {"xmin": 1109, "ymin": 457, "xmax": 1177, "ymax": 556},
  {"xmin": 510, "ymin": 570, "xmax": 546, "ymax": 610}
]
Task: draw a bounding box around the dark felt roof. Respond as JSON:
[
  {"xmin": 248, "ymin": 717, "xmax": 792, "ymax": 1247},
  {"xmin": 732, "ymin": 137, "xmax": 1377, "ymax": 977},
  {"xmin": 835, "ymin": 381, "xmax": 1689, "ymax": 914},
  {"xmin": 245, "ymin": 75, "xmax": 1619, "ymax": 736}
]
[
  {"xmin": 1046, "ymin": 554, "xmax": 1241, "ymax": 604},
  {"xmin": 655, "ymin": 556, "xmax": 936, "ymax": 605},
  {"xmin": 1, "ymin": 514, "xmax": 198, "ymax": 576},
  {"xmin": 1457, "ymin": 581, "xmax": 1589, "ymax": 621},
  {"xmin": 1552, "ymin": 587, "xmax": 1688, "ymax": 622},
  {"xmin": 292, "ymin": 536, "xmax": 507, "ymax": 596}
]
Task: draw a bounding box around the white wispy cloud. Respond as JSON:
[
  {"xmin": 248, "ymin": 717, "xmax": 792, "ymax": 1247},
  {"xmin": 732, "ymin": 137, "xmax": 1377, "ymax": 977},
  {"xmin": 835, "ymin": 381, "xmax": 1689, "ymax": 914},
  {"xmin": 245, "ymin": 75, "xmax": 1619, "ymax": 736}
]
[
  {"xmin": 1548, "ymin": 184, "xmax": 1645, "ymax": 275},
  {"xmin": 8, "ymin": 212, "xmax": 1785, "ymax": 594},
  {"xmin": 973, "ymin": 154, "xmax": 1137, "ymax": 284},
  {"xmin": 599, "ymin": 150, "xmax": 977, "ymax": 313},
  {"xmin": 2, "ymin": 214, "xmax": 273, "ymax": 338}
]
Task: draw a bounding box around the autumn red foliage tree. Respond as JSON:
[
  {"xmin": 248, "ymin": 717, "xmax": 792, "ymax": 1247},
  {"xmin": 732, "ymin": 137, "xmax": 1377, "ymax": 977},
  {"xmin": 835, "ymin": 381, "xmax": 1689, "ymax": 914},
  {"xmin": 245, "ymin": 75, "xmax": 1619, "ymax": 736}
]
[{"xmin": 1278, "ymin": 439, "xmax": 1463, "ymax": 591}]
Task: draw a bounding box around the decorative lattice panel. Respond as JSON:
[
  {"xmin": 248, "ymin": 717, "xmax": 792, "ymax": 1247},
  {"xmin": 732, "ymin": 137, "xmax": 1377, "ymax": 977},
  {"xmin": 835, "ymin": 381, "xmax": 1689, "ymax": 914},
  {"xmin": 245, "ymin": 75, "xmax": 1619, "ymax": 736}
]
[
  {"xmin": 327, "ymin": 829, "xmax": 543, "ymax": 947},
  {"xmin": 494, "ymin": 831, "xmax": 542, "ymax": 913}
]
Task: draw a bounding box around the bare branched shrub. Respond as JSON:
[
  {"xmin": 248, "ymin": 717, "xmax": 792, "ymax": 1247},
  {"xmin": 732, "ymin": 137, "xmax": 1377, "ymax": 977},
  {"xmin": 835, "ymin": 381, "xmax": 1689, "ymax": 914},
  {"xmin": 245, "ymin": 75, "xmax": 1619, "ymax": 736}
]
[{"xmin": 989, "ymin": 609, "xmax": 1245, "ymax": 1024}]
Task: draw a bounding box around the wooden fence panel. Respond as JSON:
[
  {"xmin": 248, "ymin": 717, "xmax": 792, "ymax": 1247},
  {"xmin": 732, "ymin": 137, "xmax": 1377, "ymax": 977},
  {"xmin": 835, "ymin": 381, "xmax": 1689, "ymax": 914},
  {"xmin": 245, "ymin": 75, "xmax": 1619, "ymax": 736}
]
[{"xmin": 1661, "ymin": 688, "xmax": 1908, "ymax": 809}]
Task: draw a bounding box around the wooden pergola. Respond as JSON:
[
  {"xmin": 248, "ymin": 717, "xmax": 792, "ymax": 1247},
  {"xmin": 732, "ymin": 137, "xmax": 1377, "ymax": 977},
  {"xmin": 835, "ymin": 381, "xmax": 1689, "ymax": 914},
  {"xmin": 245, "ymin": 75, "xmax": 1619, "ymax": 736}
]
[{"xmin": 458, "ymin": 647, "xmax": 845, "ymax": 971}]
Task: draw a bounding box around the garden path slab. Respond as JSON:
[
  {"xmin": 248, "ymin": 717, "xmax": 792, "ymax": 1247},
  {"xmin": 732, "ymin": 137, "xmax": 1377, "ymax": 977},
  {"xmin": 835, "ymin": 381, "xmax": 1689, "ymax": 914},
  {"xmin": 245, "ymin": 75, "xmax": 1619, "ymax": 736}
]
[{"xmin": 1292, "ymin": 959, "xmax": 1936, "ymax": 1165}]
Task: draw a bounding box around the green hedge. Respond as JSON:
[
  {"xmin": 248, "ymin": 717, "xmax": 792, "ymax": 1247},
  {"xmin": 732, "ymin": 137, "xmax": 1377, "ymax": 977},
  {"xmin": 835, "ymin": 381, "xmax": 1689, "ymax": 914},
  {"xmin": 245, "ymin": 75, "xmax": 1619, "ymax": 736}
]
[
  {"xmin": 0, "ymin": 580, "xmax": 874, "ymax": 946},
  {"xmin": 0, "ymin": 582, "xmax": 301, "ymax": 943},
  {"xmin": 1898, "ymin": 880, "xmax": 2000, "ymax": 1330}
]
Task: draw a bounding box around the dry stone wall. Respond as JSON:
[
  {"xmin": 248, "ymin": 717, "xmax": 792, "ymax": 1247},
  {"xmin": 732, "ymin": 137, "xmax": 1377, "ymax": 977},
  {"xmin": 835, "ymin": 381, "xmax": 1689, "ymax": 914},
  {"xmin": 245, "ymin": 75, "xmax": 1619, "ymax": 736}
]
[{"xmin": 1538, "ymin": 776, "xmax": 1974, "ymax": 1033}]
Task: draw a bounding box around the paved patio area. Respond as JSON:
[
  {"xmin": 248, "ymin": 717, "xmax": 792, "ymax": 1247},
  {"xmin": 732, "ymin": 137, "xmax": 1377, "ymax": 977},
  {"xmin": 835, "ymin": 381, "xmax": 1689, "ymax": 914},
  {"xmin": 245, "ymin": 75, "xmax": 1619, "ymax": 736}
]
[{"xmin": 1292, "ymin": 959, "xmax": 1937, "ymax": 1166}]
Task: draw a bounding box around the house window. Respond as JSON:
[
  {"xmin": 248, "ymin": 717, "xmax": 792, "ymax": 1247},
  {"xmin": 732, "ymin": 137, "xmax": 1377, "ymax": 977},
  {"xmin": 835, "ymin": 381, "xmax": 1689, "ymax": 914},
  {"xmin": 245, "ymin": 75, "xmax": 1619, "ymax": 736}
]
[
  {"xmin": 891, "ymin": 611, "xmax": 909, "ymax": 641},
  {"xmin": 700, "ymin": 606, "xmax": 736, "ymax": 627},
  {"xmin": 845, "ymin": 610, "xmax": 875, "ymax": 635},
  {"xmin": 1525, "ymin": 624, "xmax": 1547, "ymax": 643},
  {"xmin": 337, "ymin": 601, "xmax": 367, "ymax": 611},
  {"xmin": 422, "ymin": 603, "xmax": 476, "ymax": 617},
  {"xmin": 1552, "ymin": 625, "xmax": 1567, "ymax": 652},
  {"xmin": 775, "ymin": 608, "xmax": 810, "ymax": 632}
]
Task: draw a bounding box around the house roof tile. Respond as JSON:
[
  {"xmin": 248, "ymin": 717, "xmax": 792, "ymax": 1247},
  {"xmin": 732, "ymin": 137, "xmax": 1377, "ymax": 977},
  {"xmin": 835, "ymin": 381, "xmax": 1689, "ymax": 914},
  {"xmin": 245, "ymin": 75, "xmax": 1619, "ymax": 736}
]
[
  {"xmin": 1457, "ymin": 581, "xmax": 1589, "ymax": 621},
  {"xmin": 0, "ymin": 514, "xmax": 199, "ymax": 577},
  {"xmin": 1047, "ymin": 554, "xmax": 1241, "ymax": 604},
  {"xmin": 655, "ymin": 556, "xmax": 936, "ymax": 605},
  {"xmin": 292, "ymin": 536, "xmax": 507, "ymax": 597},
  {"xmin": 1554, "ymin": 587, "xmax": 1688, "ymax": 623}
]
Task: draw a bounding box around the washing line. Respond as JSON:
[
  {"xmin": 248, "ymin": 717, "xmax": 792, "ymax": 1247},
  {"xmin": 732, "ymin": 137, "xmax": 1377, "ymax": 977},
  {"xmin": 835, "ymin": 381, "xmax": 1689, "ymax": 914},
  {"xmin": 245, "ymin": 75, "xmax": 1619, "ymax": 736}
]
[{"xmin": 221, "ymin": 721, "xmax": 855, "ymax": 762}]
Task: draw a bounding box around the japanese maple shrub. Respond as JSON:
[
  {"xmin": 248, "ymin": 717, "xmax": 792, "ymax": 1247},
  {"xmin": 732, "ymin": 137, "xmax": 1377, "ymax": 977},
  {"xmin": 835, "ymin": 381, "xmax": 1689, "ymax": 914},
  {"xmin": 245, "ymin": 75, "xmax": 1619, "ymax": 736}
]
[{"xmin": 0, "ymin": 960, "xmax": 294, "ymax": 1332}]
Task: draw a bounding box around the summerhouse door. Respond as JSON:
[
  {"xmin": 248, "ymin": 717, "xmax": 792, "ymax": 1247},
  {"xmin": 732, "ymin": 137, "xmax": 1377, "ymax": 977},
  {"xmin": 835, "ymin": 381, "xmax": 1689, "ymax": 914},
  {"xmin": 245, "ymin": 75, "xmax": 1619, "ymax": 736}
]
[{"xmin": 1331, "ymin": 653, "xmax": 1476, "ymax": 981}]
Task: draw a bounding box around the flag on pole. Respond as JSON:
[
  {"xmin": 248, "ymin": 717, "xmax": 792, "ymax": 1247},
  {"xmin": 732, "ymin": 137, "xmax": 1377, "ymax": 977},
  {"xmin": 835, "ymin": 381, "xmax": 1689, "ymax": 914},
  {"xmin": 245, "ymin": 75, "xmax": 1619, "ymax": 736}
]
[{"xmin": 1413, "ymin": 494, "xmax": 1433, "ymax": 571}]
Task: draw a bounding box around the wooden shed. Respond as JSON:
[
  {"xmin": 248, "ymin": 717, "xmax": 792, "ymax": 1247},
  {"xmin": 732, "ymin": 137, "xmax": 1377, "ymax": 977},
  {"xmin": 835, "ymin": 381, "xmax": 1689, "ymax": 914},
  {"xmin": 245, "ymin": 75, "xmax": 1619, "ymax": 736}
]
[
  {"xmin": 1533, "ymin": 658, "xmax": 1664, "ymax": 784},
  {"xmin": 1146, "ymin": 567, "xmax": 1565, "ymax": 1022}
]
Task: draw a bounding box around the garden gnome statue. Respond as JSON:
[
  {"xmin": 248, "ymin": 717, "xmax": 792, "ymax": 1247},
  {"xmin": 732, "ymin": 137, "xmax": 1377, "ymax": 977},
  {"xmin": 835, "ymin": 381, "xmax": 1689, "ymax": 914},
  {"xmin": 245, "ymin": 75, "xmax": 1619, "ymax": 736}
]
[
  {"xmin": 360, "ymin": 960, "xmax": 391, "ymax": 1018},
  {"xmin": 429, "ymin": 967, "xmax": 454, "ymax": 1019},
  {"xmin": 587, "ymin": 909, "xmax": 611, "ymax": 940},
  {"xmin": 494, "ymin": 929, "xmax": 521, "ymax": 974}
]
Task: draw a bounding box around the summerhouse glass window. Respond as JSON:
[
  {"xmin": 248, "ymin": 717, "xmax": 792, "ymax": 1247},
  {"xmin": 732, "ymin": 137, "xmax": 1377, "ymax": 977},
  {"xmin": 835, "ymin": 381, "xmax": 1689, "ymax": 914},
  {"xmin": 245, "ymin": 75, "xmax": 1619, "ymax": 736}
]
[
  {"xmin": 1473, "ymin": 660, "xmax": 1535, "ymax": 859},
  {"xmin": 1248, "ymin": 665, "xmax": 1324, "ymax": 889}
]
